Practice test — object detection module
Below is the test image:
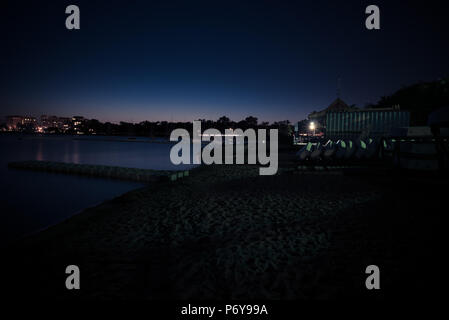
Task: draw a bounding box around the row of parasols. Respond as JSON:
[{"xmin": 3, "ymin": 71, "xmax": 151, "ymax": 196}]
[{"xmin": 295, "ymin": 138, "xmax": 438, "ymax": 162}]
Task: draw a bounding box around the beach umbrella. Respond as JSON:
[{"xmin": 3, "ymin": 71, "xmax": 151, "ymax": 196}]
[
  {"xmin": 365, "ymin": 138, "xmax": 380, "ymax": 159},
  {"xmin": 344, "ymin": 140, "xmax": 356, "ymax": 159},
  {"xmin": 296, "ymin": 142, "xmax": 314, "ymax": 161},
  {"xmin": 322, "ymin": 140, "xmax": 336, "ymax": 159},
  {"xmin": 310, "ymin": 142, "xmax": 324, "ymax": 160},
  {"xmin": 335, "ymin": 140, "xmax": 347, "ymax": 159},
  {"xmin": 355, "ymin": 139, "xmax": 368, "ymax": 159}
]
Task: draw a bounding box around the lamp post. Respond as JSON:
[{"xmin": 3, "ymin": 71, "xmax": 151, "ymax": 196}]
[{"xmin": 309, "ymin": 121, "xmax": 316, "ymax": 136}]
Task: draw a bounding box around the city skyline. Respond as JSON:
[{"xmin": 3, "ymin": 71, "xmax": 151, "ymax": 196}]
[{"xmin": 1, "ymin": 113, "xmax": 295, "ymax": 126}]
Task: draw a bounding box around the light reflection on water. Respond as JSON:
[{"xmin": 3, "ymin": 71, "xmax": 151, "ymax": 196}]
[{"xmin": 0, "ymin": 134, "xmax": 195, "ymax": 244}]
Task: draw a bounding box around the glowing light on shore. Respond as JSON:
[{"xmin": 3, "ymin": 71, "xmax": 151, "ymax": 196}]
[{"xmin": 309, "ymin": 122, "xmax": 315, "ymax": 131}]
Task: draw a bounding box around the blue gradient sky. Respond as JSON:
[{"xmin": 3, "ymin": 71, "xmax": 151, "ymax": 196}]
[{"xmin": 1, "ymin": 0, "xmax": 449, "ymax": 123}]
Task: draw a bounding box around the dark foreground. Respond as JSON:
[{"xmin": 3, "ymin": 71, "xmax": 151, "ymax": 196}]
[{"xmin": 3, "ymin": 163, "xmax": 448, "ymax": 300}]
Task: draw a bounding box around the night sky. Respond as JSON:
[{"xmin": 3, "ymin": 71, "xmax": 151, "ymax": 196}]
[{"xmin": 1, "ymin": 0, "xmax": 449, "ymax": 123}]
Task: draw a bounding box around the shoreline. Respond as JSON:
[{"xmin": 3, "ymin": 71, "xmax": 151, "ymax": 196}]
[{"xmin": 5, "ymin": 161, "xmax": 448, "ymax": 299}]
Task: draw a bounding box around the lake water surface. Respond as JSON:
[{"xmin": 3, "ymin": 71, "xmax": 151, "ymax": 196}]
[{"xmin": 0, "ymin": 134, "xmax": 194, "ymax": 244}]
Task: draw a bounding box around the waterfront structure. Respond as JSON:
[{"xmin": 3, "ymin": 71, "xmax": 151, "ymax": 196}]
[
  {"xmin": 6, "ymin": 115, "xmax": 37, "ymax": 131},
  {"xmin": 326, "ymin": 108, "xmax": 410, "ymax": 139},
  {"xmin": 6, "ymin": 114, "xmax": 85, "ymax": 133},
  {"xmin": 22, "ymin": 116, "xmax": 37, "ymax": 126},
  {"xmin": 40, "ymin": 115, "xmax": 72, "ymax": 132},
  {"xmin": 72, "ymin": 116, "xmax": 85, "ymax": 134},
  {"xmin": 303, "ymin": 98, "xmax": 410, "ymax": 139},
  {"xmin": 308, "ymin": 98, "xmax": 358, "ymax": 132},
  {"xmin": 6, "ymin": 116, "xmax": 24, "ymax": 130},
  {"xmin": 40, "ymin": 115, "xmax": 49, "ymax": 127},
  {"xmin": 294, "ymin": 99, "xmax": 355, "ymax": 141},
  {"xmin": 59, "ymin": 117, "xmax": 72, "ymax": 132}
]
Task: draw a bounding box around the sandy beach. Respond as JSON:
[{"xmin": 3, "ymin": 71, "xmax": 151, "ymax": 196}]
[{"xmin": 4, "ymin": 158, "xmax": 448, "ymax": 300}]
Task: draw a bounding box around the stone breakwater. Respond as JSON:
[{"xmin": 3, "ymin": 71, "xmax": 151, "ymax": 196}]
[{"xmin": 8, "ymin": 160, "xmax": 190, "ymax": 183}]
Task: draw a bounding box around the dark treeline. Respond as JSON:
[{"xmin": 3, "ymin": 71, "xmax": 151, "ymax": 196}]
[
  {"xmin": 368, "ymin": 77, "xmax": 449, "ymax": 125},
  {"xmin": 70, "ymin": 116, "xmax": 293, "ymax": 142}
]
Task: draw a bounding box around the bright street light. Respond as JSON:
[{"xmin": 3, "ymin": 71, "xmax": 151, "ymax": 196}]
[
  {"xmin": 309, "ymin": 121, "xmax": 316, "ymax": 136},
  {"xmin": 309, "ymin": 122, "xmax": 315, "ymax": 130}
]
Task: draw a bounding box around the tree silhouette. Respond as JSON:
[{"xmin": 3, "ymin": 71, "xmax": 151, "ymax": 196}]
[
  {"xmin": 244, "ymin": 116, "xmax": 258, "ymax": 127},
  {"xmin": 371, "ymin": 78, "xmax": 449, "ymax": 125}
]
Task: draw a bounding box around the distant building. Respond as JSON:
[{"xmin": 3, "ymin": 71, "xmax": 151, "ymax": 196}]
[
  {"xmin": 59, "ymin": 117, "xmax": 71, "ymax": 132},
  {"xmin": 6, "ymin": 115, "xmax": 37, "ymax": 131},
  {"xmin": 6, "ymin": 116, "xmax": 23, "ymax": 130},
  {"xmin": 6, "ymin": 114, "xmax": 89, "ymax": 133},
  {"xmin": 326, "ymin": 106, "xmax": 409, "ymax": 139},
  {"xmin": 72, "ymin": 116, "xmax": 85, "ymax": 134},
  {"xmin": 308, "ymin": 98, "xmax": 358, "ymax": 132},
  {"xmin": 40, "ymin": 115, "xmax": 72, "ymax": 132},
  {"xmin": 72, "ymin": 116, "xmax": 84, "ymax": 124},
  {"xmin": 304, "ymin": 99, "xmax": 410, "ymax": 139},
  {"xmin": 40, "ymin": 115, "xmax": 49, "ymax": 127},
  {"xmin": 22, "ymin": 116, "xmax": 37, "ymax": 125}
]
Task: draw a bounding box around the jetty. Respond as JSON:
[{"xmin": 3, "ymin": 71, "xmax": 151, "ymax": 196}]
[{"xmin": 8, "ymin": 160, "xmax": 190, "ymax": 183}]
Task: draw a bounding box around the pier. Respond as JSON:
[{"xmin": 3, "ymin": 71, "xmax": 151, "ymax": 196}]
[{"xmin": 8, "ymin": 160, "xmax": 190, "ymax": 183}]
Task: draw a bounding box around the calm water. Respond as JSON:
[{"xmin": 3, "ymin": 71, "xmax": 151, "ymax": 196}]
[{"xmin": 0, "ymin": 134, "xmax": 195, "ymax": 244}]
